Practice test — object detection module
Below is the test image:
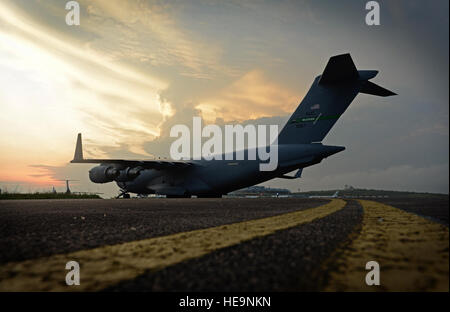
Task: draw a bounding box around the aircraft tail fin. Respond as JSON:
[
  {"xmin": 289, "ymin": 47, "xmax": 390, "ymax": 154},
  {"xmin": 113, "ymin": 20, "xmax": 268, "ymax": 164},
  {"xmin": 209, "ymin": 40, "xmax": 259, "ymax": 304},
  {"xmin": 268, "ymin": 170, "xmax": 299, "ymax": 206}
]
[
  {"xmin": 318, "ymin": 53, "xmax": 359, "ymax": 85},
  {"xmin": 277, "ymin": 53, "xmax": 396, "ymax": 145}
]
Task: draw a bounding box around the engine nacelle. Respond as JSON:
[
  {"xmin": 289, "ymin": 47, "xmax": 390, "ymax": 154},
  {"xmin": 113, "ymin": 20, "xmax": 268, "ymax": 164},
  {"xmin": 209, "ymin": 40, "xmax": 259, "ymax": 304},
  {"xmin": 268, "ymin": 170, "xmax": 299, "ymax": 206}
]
[
  {"xmin": 89, "ymin": 165, "xmax": 120, "ymax": 184},
  {"xmin": 115, "ymin": 166, "xmax": 143, "ymax": 182}
]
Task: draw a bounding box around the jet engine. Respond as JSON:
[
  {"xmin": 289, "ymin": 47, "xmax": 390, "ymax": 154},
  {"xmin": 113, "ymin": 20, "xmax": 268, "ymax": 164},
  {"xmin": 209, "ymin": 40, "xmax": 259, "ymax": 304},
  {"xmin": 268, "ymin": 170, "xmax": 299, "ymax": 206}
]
[
  {"xmin": 89, "ymin": 165, "xmax": 120, "ymax": 183},
  {"xmin": 115, "ymin": 166, "xmax": 143, "ymax": 182}
]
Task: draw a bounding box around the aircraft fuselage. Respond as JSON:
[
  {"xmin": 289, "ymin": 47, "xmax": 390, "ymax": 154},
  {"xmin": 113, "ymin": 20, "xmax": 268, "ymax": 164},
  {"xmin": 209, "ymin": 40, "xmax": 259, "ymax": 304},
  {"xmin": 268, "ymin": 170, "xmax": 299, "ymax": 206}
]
[{"xmin": 116, "ymin": 144, "xmax": 344, "ymax": 197}]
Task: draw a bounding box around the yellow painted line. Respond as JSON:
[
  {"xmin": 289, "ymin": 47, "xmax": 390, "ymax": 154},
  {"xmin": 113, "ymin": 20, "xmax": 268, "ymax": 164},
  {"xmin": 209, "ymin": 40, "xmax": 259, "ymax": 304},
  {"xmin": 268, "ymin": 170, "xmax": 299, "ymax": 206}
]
[
  {"xmin": 0, "ymin": 199, "xmax": 345, "ymax": 291},
  {"xmin": 325, "ymin": 200, "xmax": 449, "ymax": 292}
]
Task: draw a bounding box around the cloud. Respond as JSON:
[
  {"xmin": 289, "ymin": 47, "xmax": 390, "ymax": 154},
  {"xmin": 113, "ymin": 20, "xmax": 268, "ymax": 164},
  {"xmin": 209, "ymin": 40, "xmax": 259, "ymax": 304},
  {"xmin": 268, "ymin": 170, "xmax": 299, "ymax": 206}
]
[
  {"xmin": 144, "ymin": 105, "xmax": 203, "ymax": 158},
  {"xmin": 28, "ymin": 174, "xmax": 51, "ymax": 178},
  {"xmin": 78, "ymin": 0, "xmax": 238, "ymax": 79},
  {"xmin": 0, "ymin": 0, "xmax": 447, "ymax": 196},
  {"xmin": 0, "ymin": 0, "xmax": 170, "ymax": 173},
  {"xmin": 196, "ymin": 70, "xmax": 301, "ymax": 122}
]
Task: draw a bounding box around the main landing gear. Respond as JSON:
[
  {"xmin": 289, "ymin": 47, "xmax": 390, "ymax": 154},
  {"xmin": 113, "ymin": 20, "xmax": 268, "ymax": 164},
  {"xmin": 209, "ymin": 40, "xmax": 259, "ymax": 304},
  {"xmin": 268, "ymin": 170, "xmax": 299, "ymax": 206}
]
[{"xmin": 116, "ymin": 189, "xmax": 131, "ymax": 199}]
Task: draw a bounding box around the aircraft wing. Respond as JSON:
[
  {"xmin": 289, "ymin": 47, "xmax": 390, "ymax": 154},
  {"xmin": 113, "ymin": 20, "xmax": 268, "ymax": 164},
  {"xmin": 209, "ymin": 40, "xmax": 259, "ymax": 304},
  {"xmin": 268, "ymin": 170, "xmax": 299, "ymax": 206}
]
[{"xmin": 70, "ymin": 134, "xmax": 195, "ymax": 169}]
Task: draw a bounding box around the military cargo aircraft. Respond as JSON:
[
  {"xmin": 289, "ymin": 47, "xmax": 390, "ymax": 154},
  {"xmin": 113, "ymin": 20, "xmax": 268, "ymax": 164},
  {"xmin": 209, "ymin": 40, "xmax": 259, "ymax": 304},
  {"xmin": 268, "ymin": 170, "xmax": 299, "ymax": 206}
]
[{"xmin": 70, "ymin": 53, "xmax": 395, "ymax": 198}]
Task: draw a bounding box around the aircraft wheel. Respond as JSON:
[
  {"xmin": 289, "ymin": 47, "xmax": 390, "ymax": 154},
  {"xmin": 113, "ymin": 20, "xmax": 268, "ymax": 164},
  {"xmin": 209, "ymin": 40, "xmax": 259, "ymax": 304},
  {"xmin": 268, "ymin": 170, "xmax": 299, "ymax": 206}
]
[{"xmin": 123, "ymin": 193, "xmax": 131, "ymax": 199}]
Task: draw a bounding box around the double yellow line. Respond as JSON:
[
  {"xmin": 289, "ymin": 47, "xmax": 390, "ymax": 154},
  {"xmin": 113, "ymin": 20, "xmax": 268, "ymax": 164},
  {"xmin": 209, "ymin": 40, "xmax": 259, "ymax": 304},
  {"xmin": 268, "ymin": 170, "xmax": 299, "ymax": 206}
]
[
  {"xmin": 325, "ymin": 200, "xmax": 449, "ymax": 292},
  {"xmin": 0, "ymin": 199, "xmax": 345, "ymax": 291}
]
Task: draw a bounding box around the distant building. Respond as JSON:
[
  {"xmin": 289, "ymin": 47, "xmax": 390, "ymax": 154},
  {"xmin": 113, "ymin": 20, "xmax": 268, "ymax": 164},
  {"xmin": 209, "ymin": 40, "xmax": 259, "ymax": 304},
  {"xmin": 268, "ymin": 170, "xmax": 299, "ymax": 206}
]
[{"xmin": 230, "ymin": 186, "xmax": 291, "ymax": 196}]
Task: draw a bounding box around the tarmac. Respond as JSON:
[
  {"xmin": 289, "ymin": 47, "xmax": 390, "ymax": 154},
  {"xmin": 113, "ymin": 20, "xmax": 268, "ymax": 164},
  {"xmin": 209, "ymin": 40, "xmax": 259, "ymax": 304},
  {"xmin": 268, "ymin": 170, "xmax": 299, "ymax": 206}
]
[{"xmin": 0, "ymin": 197, "xmax": 448, "ymax": 291}]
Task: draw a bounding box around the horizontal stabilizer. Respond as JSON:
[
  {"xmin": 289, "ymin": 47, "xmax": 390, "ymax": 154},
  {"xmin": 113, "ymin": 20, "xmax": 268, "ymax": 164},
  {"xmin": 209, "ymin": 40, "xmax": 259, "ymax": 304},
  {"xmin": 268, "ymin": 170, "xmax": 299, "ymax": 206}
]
[
  {"xmin": 360, "ymin": 80, "xmax": 397, "ymax": 97},
  {"xmin": 318, "ymin": 53, "xmax": 359, "ymax": 85}
]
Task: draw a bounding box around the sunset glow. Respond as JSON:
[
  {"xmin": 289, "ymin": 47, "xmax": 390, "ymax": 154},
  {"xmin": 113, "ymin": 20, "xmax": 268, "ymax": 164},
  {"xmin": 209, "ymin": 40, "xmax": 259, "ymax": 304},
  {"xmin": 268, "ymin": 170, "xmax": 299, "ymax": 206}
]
[{"xmin": 0, "ymin": 0, "xmax": 448, "ymax": 195}]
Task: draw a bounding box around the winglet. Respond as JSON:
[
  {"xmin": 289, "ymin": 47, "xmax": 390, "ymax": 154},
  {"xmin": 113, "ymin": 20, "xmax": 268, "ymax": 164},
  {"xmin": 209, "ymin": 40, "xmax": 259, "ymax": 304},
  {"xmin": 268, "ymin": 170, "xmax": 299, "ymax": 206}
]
[{"xmin": 73, "ymin": 133, "xmax": 84, "ymax": 161}]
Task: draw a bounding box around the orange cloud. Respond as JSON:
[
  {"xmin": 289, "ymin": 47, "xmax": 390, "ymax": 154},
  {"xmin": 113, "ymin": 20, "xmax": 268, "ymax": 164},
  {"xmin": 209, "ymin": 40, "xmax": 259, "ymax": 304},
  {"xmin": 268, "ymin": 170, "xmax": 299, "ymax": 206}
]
[{"xmin": 196, "ymin": 70, "xmax": 302, "ymax": 122}]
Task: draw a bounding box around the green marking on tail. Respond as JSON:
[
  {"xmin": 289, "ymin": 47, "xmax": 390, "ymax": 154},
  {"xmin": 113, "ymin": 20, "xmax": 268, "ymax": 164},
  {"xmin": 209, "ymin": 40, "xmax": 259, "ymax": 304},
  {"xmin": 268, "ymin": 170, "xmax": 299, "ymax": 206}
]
[{"xmin": 290, "ymin": 114, "xmax": 341, "ymax": 124}]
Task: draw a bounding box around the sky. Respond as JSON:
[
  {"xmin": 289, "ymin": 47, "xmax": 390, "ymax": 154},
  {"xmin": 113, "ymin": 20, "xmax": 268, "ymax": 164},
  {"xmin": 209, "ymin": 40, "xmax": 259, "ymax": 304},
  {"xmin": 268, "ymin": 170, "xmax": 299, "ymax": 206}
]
[{"xmin": 0, "ymin": 0, "xmax": 448, "ymax": 197}]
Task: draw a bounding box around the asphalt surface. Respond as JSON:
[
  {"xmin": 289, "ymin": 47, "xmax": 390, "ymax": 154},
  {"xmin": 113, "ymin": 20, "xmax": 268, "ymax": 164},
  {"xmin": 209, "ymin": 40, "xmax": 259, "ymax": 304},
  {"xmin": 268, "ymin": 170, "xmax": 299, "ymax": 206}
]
[
  {"xmin": 374, "ymin": 197, "xmax": 449, "ymax": 226},
  {"xmin": 0, "ymin": 197, "xmax": 447, "ymax": 292},
  {"xmin": 106, "ymin": 200, "xmax": 362, "ymax": 291},
  {"xmin": 0, "ymin": 198, "xmax": 326, "ymax": 264}
]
